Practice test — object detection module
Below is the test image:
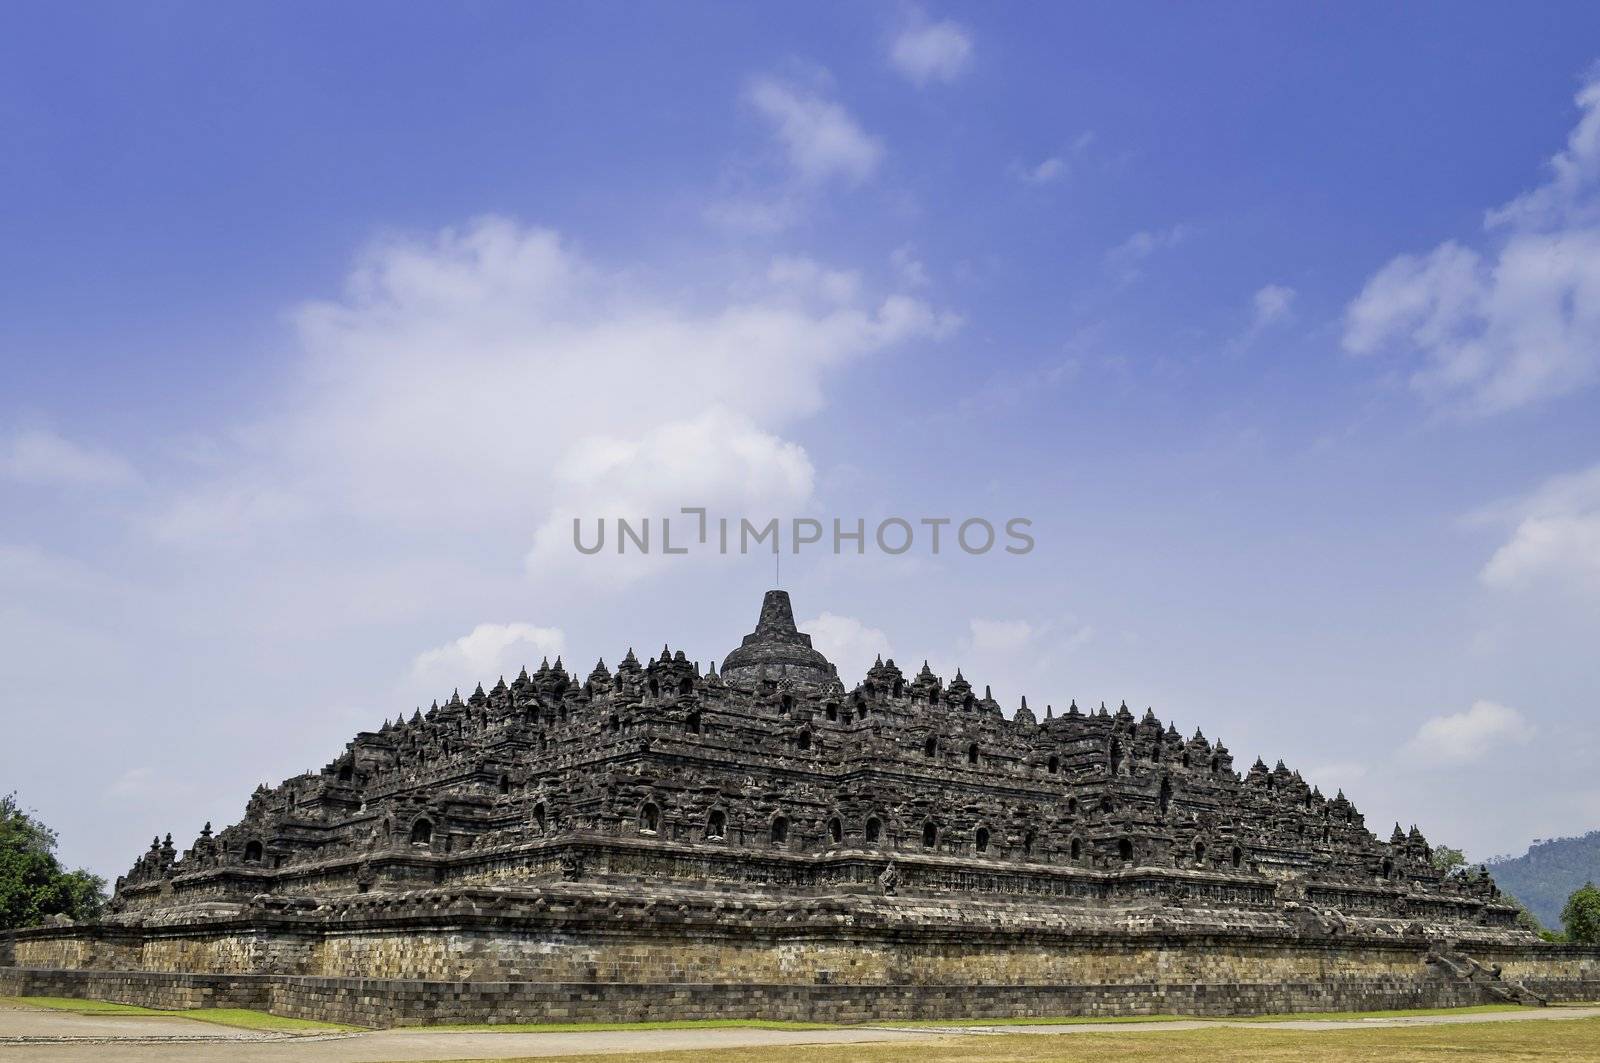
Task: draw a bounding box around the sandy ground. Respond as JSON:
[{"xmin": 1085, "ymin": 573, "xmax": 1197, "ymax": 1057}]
[{"xmin": 2, "ymin": 1001, "xmax": 1597, "ymax": 1063}]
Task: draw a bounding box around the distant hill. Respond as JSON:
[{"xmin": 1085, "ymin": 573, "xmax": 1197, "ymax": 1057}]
[{"xmin": 1487, "ymin": 831, "xmax": 1600, "ymax": 930}]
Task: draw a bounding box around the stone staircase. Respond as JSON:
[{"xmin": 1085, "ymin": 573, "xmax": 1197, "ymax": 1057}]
[{"xmin": 1426, "ymin": 945, "xmax": 1547, "ymax": 1007}]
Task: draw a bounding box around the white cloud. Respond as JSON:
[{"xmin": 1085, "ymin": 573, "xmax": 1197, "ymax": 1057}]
[
  {"xmin": 409, "ymin": 622, "xmax": 566, "ymax": 700},
  {"xmin": 767, "ymin": 255, "xmax": 862, "ymax": 303},
  {"xmin": 1252, "ymin": 284, "xmax": 1297, "ymax": 329},
  {"xmin": 1479, "ymin": 462, "xmax": 1600, "ymax": 593},
  {"xmin": 107, "ymin": 766, "xmax": 156, "ymax": 799},
  {"xmin": 1303, "ymin": 761, "xmax": 1369, "ymax": 790},
  {"xmin": 523, "ymin": 408, "xmax": 816, "ymax": 584},
  {"xmin": 1229, "ymin": 283, "xmax": 1299, "ymax": 352},
  {"xmin": 703, "ymin": 194, "xmax": 802, "ymax": 236},
  {"xmin": 800, "ymin": 612, "xmax": 892, "ymax": 684},
  {"xmin": 1011, "ymin": 133, "xmax": 1094, "ymax": 187},
  {"xmin": 1016, "ymin": 157, "xmax": 1066, "ymax": 185},
  {"xmin": 147, "ymin": 483, "xmax": 309, "ymax": 547},
  {"xmin": 153, "ymin": 218, "xmax": 955, "ymax": 583},
  {"xmin": 890, "ymin": 245, "xmax": 929, "ymax": 287},
  {"xmin": 1485, "ymin": 77, "xmax": 1600, "ymax": 232},
  {"xmin": 1484, "ymin": 515, "xmax": 1600, "ymax": 592},
  {"xmin": 2, "ymin": 429, "xmax": 138, "ymax": 488},
  {"xmin": 889, "ymin": 14, "xmax": 973, "ymax": 86},
  {"xmin": 747, "ymin": 77, "xmax": 884, "ymax": 184},
  {"xmin": 0, "ymin": 543, "xmax": 102, "ymax": 592},
  {"xmin": 1405, "ymin": 700, "xmax": 1533, "ymax": 766},
  {"xmin": 1105, "ymin": 224, "xmax": 1191, "ymax": 283},
  {"xmin": 966, "ymin": 617, "xmax": 1034, "ymax": 655},
  {"xmin": 1051, "ymin": 622, "xmax": 1094, "ymax": 655},
  {"xmin": 1343, "ymin": 76, "xmax": 1600, "ymax": 413},
  {"xmin": 917, "ymin": 616, "xmax": 1092, "ymax": 716}
]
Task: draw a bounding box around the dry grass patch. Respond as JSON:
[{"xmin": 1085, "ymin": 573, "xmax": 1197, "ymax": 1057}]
[
  {"xmin": 435, "ymin": 1016, "xmax": 1600, "ymax": 1063},
  {"xmin": 0, "ymin": 995, "xmax": 360, "ymax": 1032},
  {"xmin": 417, "ymin": 1019, "xmax": 839, "ymax": 1033}
]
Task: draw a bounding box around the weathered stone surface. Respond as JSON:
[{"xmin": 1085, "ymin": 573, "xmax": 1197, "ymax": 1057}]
[{"xmin": 4, "ymin": 951, "xmax": 1600, "ymax": 1028}]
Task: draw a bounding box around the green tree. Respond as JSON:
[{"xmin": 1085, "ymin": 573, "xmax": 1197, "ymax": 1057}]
[
  {"xmin": 1430, "ymin": 845, "xmax": 1466, "ymax": 874},
  {"xmin": 0, "ymin": 793, "xmax": 106, "ymax": 929},
  {"xmin": 1562, "ymin": 881, "xmax": 1600, "ymax": 945}
]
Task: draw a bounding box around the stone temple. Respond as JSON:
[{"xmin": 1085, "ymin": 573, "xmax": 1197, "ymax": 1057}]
[{"xmin": 4, "ymin": 591, "xmax": 1597, "ymax": 1025}]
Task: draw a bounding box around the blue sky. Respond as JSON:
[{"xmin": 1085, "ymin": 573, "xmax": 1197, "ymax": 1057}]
[{"xmin": 3, "ymin": 2, "xmax": 1600, "ymax": 880}]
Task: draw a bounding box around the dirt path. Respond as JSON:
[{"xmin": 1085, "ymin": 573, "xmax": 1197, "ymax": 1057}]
[{"xmin": 1, "ymin": 1002, "xmax": 1597, "ymax": 1063}]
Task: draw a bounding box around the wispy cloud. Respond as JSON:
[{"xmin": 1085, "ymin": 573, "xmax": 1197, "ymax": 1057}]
[
  {"xmin": 889, "ymin": 12, "xmax": 973, "ymax": 87},
  {"xmin": 1010, "ymin": 133, "xmax": 1095, "ymax": 186},
  {"xmin": 703, "ymin": 194, "xmax": 802, "ymax": 236},
  {"xmin": 890, "ymin": 245, "xmax": 930, "ymax": 287},
  {"xmin": 1252, "ymin": 284, "xmax": 1296, "ymax": 329},
  {"xmin": 1404, "ymin": 700, "xmax": 1534, "ymax": 766},
  {"xmin": 1227, "ymin": 283, "xmax": 1298, "ymax": 352},
  {"xmin": 1478, "ymin": 462, "xmax": 1600, "ymax": 594},
  {"xmin": 408, "ymin": 622, "xmax": 566, "ymax": 703},
  {"xmin": 966, "ymin": 617, "xmax": 1035, "ymax": 655},
  {"xmin": 1016, "ymin": 157, "xmax": 1066, "ymax": 185},
  {"xmin": 747, "ymin": 76, "xmax": 884, "ymax": 185},
  {"xmin": 0, "ymin": 544, "xmax": 102, "ymax": 593},
  {"xmin": 800, "ymin": 611, "xmax": 892, "ymax": 684},
  {"xmin": 1344, "ymin": 75, "xmax": 1600, "ymax": 414},
  {"xmin": 149, "ymin": 218, "xmax": 956, "ymax": 587},
  {"xmin": 1105, "ymin": 223, "xmax": 1191, "ymax": 283},
  {"xmin": 146, "ymin": 483, "xmax": 308, "ymax": 548},
  {"xmin": 2, "ymin": 429, "xmax": 138, "ymax": 489}
]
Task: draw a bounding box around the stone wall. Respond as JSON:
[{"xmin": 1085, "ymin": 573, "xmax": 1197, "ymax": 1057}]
[
  {"xmin": 293, "ymin": 932, "xmax": 1449, "ymax": 987},
  {"xmin": 0, "ymin": 968, "xmax": 270, "ymax": 1012},
  {"xmin": 8, "ymin": 917, "xmax": 1599, "ymax": 1026},
  {"xmin": 5, "ymin": 916, "xmax": 1500, "ymax": 987},
  {"xmin": 0, "ymin": 966, "xmax": 1565, "ymax": 1028}
]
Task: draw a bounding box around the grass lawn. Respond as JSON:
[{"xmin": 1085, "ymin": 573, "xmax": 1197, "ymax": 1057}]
[
  {"xmin": 1230, "ymin": 1003, "xmax": 1530, "ymax": 1022},
  {"xmin": 0, "ymin": 995, "xmax": 167, "ymax": 1015},
  {"xmin": 424, "ymin": 1017, "xmax": 1600, "ymax": 1063},
  {"xmin": 874, "ymin": 1014, "xmax": 1193, "ymax": 1028},
  {"xmin": 0, "ymin": 995, "xmax": 361, "ymax": 1032}
]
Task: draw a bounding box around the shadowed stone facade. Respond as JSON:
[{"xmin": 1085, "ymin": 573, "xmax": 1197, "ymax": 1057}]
[{"xmin": 9, "ymin": 590, "xmax": 1597, "ymax": 1024}]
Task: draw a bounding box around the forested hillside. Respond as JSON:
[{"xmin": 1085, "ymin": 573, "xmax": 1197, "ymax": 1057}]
[{"xmin": 1489, "ymin": 831, "xmax": 1600, "ymax": 930}]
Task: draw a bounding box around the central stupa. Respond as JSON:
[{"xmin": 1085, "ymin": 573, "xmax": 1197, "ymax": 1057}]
[{"xmin": 719, "ymin": 589, "xmax": 839, "ymax": 686}]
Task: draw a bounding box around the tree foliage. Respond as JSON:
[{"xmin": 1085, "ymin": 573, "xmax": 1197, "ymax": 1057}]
[
  {"xmin": 0, "ymin": 793, "xmax": 106, "ymax": 930},
  {"xmin": 1430, "ymin": 845, "xmax": 1466, "ymax": 874},
  {"xmin": 1562, "ymin": 881, "xmax": 1600, "ymax": 945}
]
